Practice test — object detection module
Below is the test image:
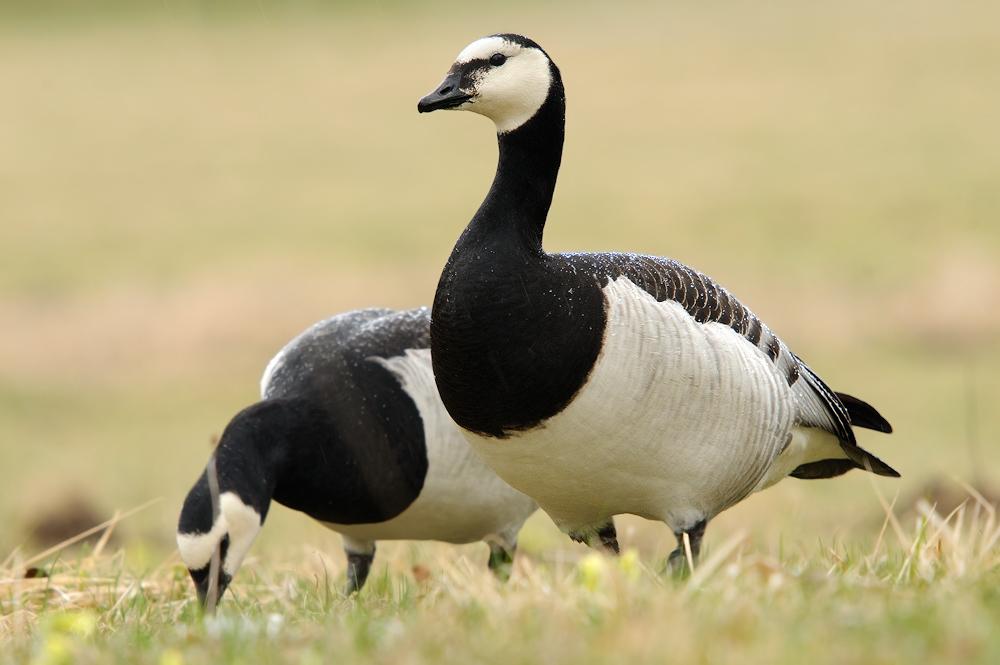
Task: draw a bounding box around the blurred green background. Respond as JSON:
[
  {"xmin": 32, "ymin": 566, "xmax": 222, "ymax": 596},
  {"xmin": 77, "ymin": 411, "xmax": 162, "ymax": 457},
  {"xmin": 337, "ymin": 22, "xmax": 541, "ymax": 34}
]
[{"xmin": 1, "ymin": 0, "xmax": 998, "ymax": 568}]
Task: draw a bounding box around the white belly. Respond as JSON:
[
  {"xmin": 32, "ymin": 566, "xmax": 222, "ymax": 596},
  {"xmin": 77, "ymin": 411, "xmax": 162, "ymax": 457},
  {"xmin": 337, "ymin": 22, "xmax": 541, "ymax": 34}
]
[
  {"xmin": 462, "ymin": 277, "xmax": 796, "ymax": 534},
  {"xmin": 326, "ymin": 348, "xmax": 537, "ymax": 546}
]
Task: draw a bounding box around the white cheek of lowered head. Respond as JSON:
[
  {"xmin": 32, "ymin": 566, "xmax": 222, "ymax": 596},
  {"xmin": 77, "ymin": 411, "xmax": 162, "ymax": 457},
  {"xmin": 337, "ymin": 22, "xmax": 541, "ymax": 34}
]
[
  {"xmin": 176, "ymin": 492, "xmax": 262, "ymax": 577},
  {"xmin": 457, "ymin": 36, "xmax": 553, "ymax": 134}
]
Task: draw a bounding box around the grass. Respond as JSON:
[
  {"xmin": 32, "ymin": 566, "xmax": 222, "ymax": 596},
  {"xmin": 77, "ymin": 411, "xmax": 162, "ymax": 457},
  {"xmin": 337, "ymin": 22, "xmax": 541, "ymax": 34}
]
[
  {"xmin": 1, "ymin": 0, "xmax": 999, "ymax": 661},
  {"xmin": 2, "ymin": 489, "xmax": 999, "ymax": 664}
]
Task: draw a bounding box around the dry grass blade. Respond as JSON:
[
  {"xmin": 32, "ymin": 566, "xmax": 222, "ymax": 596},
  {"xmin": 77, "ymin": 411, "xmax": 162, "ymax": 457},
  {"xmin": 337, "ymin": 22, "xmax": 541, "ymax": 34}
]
[
  {"xmin": 204, "ymin": 451, "xmax": 222, "ymax": 615},
  {"xmin": 683, "ymin": 532, "xmax": 695, "ymax": 576},
  {"xmin": 869, "ymin": 490, "xmax": 900, "ymax": 565},
  {"xmin": 1, "ymin": 547, "xmax": 19, "ymax": 571},
  {"xmin": 867, "ymin": 467, "xmax": 909, "ymax": 550},
  {"xmin": 895, "ymin": 505, "xmax": 930, "ymax": 584},
  {"xmin": 91, "ymin": 509, "xmax": 120, "ymax": 559},
  {"xmin": 17, "ymin": 498, "xmax": 162, "ymax": 571},
  {"xmin": 948, "ymin": 473, "xmax": 997, "ymax": 518},
  {"xmin": 684, "ymin": 529, "xmax": 748, "ymax": 595},
  {"xmin": 107, "ymin": 580, "xmax": 138, "ymax": 616}
]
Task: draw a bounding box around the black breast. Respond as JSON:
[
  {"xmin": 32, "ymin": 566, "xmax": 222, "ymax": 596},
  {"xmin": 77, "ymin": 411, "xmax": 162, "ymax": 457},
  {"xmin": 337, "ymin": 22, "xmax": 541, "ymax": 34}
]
[{"xmin": 431, "ymin": 250, "xmax": 607, "ymax": 439}]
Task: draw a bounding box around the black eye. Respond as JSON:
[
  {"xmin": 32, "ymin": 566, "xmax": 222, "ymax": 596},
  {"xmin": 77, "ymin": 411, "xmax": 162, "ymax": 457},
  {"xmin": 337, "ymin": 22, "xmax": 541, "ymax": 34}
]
[{"xmin": 490, "ymin": 53, "xmax": 506, "ymax": 66}]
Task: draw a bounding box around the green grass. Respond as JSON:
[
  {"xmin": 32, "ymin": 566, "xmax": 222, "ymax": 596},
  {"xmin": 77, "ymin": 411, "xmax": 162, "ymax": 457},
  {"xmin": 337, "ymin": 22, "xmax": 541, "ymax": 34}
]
[
  {"xmin": 3, "ymin": 494, "xmax": 1000, "ymax": 664},
  {"xmin": 1, "ymin": 0, "xmax": 999, "ymax": 661}
]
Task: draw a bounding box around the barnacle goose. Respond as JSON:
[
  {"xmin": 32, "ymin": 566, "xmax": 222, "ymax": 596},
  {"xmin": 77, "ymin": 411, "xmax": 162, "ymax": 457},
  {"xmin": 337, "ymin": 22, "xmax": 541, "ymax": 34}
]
[
  {"xmin": 176, "ymin": 308, "xmax": 537, "ymax": 603},
  {"xmin": 417, "ymin": 34, "xmax": 897, "ymax": 565}
]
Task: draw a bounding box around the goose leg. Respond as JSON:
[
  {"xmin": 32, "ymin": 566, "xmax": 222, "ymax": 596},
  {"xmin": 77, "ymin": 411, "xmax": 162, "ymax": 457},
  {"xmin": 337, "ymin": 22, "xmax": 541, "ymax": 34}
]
[
  {"xmin": 569, "ymin": 519, "xmax": 620, "ymax": 556},
  {"xmin": 596, "ymin": 521, "xmax": 620, "ymax": 555},
  {"xmin": 487, "ymin": 541, "xmax": 515, "ymax": 581},
  {"xmin": 666, "ymin": 519, "xmax": 707, "ymax": 574},
  {"xmin": 343, "ymin": 538, "xmax": 376, "ymax": 595}
]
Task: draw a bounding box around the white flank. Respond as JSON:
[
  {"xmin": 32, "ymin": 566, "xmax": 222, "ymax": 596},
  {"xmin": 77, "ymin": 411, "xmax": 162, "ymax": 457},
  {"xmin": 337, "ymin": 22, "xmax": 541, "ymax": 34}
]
[
  {"xmin": 176, "ymin": 492, "xmax": 262, "ymax": 576},
  {"xmin": 462, "ymin": 277, "xmax": 801, "ymax": 535},
  {"xmin": 323, "ymin": 349, "xmax": 537, "ymax": 546},
  {"xmin": 754, "ymin": 426, "xmax": 850, "ymax": 491},
  {"xmin": 452, "ymin": 36, "xmax": 552, "ymax": 134}
]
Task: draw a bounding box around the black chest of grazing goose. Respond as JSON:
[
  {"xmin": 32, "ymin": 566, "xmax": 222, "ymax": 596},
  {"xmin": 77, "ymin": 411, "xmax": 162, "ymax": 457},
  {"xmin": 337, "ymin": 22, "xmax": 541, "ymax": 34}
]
[
  {"xmin": 418, "ymin": 34, "xmax": 897, "ymax": 564},
  {"xmin": 176, "ymin": 308, "xmax": 537, "ymax": 603}
]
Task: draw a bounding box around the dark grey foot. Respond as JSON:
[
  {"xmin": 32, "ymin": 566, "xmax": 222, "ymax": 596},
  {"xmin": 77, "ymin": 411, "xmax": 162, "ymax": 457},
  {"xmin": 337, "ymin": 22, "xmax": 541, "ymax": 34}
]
[
  {"xmin": 569, "ymin": 520, "xmax": 619, "ymax": 556},
  {"xmin": 597, "ymin": 521, "xmax": 619, "ymax": 555},
  {"xmin": 665, "ymin": 519, "xmax": 708, "ymax": 575},
  {"xmin": 345, "ymin": 548, "xmax": 375, "ymax": 595},
  {"xmin": 487, "ymin": 541, "xmax": 515, "ymax": 581}
]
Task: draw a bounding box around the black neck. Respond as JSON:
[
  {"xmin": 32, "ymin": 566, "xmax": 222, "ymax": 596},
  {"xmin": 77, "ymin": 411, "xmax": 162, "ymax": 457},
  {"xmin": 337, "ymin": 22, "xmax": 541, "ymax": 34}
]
[
  {"xmin": 218, "ymin": 401, "xmax": 294, "ymax": 520},
  {"xmin": 430, "ymin": 62, "xmax": 612, "ymax": 438},
  {"xmin": 456, "ymin": 63, "xmax": 565, "ymax": 256},
  {"xmin": 178, "ymin": 401, "xmax": 288, "ymax": 536}
]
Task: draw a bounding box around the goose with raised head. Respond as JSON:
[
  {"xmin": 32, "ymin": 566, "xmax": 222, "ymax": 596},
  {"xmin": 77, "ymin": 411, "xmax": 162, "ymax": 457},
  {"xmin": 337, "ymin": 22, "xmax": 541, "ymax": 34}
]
[
  {"xmin": 417, "ymin": 34, "xmax": 897, "ymax": 565},
  {"xmin": 177, "ymin": 307, "xmax": 537, "ymax": 603}
]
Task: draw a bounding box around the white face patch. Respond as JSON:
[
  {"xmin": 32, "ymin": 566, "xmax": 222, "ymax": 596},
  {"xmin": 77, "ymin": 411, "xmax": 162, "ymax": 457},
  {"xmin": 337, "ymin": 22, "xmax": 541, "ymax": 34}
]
[
  {"xmin": 176, "ymin": 492, "xmax": 262, "ymax": 576},
  {"xmin": 452, "ymin": 36, "xmax": 553, "ymax": 134}
]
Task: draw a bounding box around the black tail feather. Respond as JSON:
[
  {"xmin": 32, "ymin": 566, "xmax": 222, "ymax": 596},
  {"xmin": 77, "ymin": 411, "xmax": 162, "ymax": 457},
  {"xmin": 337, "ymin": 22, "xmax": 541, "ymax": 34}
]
[
  {"xmin": 836, "ymin": 392, "xmax": 893, "ymax": 434},
  {"xmin": 839, "ymin": 443, "xmax": 900, "ymax": 478},
  {"xmin": 789, "ymin": 459, "xmax": 857, "ymax": 480}
]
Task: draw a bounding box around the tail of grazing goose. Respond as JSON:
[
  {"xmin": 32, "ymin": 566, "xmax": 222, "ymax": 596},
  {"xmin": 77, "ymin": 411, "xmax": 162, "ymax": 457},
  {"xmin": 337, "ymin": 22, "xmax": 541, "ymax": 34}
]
[
  {"xmin": 789, "ymin": 440, "xmax": 899, "ymax": 480},
  {"xmin": 791, "ymin": 362, "xmax": 899, "ymax": 480},
  {"xmin": 834, "ymin": 390, "xmax": 899, "ymax": 477},
  {"xmin": 836, "ymin": 392, "xmax": 893, "ymax": 433}
]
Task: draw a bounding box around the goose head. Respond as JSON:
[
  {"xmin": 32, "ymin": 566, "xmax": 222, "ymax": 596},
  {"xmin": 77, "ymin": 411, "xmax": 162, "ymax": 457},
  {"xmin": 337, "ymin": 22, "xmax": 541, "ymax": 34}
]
[
  {"xmin": 418, "ymin": 34, "xmax": 557, "ymax": 134},
  {"xmin": 177, "ymin": 407, "xmax": 275, "ymax": 606},
  {"xmin": 177, "ymin": 486, "xmax": 263, "ymax": 606}
]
